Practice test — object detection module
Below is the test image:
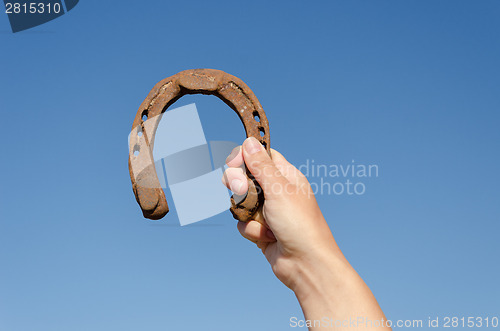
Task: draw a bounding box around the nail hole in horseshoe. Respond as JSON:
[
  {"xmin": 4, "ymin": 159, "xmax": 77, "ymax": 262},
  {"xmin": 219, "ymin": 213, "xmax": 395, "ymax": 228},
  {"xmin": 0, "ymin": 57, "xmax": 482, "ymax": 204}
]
[
  {"xmin": 259, "ymin": 127, "xmax": 265, "ymax": 137},
  {"xmin": 133, "ymin": 145, "xmax": 140, "ymax": 157},
  {"xmin": 141, "ymin": 111, "xmax": 148, "ymax": 122},
  {"xmin": 137, "ymin": 126, "xmax": 143, "ymax": 137},
  {"xmin": 261, "ymin": 141, "xmax": 267, "ymax": 149},
  {"xmin": 253, "ymin": 111, "xmax": 260, "ymax": 122}
]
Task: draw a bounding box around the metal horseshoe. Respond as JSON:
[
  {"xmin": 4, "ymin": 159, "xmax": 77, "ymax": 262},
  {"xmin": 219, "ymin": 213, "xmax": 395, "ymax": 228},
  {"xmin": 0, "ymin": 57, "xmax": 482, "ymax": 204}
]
[{"xmin": 128, "ymin": 69, "xmax": 270, "ymax": 222}]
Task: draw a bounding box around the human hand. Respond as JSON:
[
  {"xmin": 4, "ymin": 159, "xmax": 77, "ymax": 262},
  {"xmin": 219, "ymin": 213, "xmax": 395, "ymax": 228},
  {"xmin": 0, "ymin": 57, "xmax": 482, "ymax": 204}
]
[
  {"xmin": 222, "ymin": 137, "xmax": 390, "ymax": 330},
  {"xmin": 222, "ymin": 137, "xmax": 344, "ymax": 290}
]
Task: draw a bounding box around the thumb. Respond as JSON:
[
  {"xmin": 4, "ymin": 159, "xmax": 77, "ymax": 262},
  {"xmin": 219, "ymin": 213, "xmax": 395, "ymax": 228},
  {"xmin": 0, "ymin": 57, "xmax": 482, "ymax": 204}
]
[{"xmin": 242, "ymin": 137, "xmax": 288, "ymax": 200}]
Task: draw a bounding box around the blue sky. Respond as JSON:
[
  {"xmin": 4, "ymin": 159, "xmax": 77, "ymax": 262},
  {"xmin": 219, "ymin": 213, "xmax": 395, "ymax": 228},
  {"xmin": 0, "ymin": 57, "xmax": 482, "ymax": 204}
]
[{"xmin": 1, "ymin": 1, "xmax": 499, "ymax": 330}]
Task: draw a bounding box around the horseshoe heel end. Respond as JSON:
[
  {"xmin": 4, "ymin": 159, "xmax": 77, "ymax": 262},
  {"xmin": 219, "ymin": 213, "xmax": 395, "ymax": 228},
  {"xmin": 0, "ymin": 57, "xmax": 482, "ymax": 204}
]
[
  {"xmin": 230, "ymin": 179, "xmax": 264, "ymax": 222},
  {"xmin": 134, "ymin": 185, "xmax": 169, "ymax": 220},
  {"xmin": 142, "ymin": 205, "xmax": 169, "ymax": 220},
  {"xmin": 229, "ymin": 204, "xmax": 252, "ymax": 222}
]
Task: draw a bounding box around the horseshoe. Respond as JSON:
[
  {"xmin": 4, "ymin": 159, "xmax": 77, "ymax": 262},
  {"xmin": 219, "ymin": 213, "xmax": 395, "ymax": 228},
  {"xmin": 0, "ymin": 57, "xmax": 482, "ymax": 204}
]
[{"xmin": 128, "ymin": 69, "xmax": 270, "ymax": 222}]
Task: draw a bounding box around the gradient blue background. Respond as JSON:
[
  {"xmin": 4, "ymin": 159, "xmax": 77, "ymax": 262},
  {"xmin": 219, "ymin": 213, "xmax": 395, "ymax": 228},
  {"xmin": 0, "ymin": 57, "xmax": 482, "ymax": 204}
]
[{"xmin": 1, "ymin": 1, "xmax": 499, "ymax": 330}]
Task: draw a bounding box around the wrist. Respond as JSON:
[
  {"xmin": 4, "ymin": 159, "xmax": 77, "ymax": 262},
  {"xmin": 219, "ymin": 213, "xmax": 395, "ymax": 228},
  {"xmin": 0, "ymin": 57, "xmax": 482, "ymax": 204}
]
[
  {"xmin": 289, "ymin": 246, "xmax": 355, "ymax": 303},
  {"xmin": 288, "ymin": 246, "xmax": 390, "ymax": 330}
]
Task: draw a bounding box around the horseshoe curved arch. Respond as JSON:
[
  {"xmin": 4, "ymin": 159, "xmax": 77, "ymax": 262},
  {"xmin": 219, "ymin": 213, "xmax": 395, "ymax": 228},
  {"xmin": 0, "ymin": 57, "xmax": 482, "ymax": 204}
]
[{"xmin": 128, "ymin": 69, "xmax": 270, "ymax": 222}]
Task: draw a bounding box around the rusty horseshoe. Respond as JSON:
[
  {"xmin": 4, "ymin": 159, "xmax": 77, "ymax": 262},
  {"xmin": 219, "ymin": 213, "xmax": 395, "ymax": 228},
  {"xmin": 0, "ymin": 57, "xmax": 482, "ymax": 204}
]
[{"xmin": 128, "ymin": 69, "xmax": 270, "ymax": 222}]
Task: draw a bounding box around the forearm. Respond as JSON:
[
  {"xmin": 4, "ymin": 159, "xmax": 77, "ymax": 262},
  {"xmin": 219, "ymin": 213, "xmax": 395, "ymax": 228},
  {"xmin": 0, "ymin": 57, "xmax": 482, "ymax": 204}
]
[{"xmin": 291, "ymin": 247, "xmax": 391, "ymax": 330}]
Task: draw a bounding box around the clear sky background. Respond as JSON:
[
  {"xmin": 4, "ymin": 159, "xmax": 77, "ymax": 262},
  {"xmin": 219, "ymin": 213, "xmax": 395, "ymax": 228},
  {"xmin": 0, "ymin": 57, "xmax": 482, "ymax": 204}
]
[{"xmin": 1, "ymin": 1, "xmax": 499, "ymax": 330}]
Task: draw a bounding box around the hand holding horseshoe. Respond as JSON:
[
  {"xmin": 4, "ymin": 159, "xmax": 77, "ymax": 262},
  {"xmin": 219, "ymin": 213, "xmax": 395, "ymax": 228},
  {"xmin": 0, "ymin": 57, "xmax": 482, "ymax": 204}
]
[
  {"xmin": 128, "ymin": 70, "xmax": 391, "ymax": 328},
  {"xmin": 128, "ymin": 69, "xmax": 270, "ymax": 223}
]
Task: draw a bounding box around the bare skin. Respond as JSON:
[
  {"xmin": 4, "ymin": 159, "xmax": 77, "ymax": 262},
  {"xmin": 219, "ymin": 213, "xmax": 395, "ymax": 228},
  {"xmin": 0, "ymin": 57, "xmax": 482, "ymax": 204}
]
[{"xmin": 222, "ymin": 137, "xmax": 391, "ymax": 331}]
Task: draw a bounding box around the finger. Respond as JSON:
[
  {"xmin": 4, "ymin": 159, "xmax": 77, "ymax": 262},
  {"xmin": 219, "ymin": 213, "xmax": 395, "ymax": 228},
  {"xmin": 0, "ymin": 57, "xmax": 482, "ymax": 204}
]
[
  {"xmin": 241, "ymin": 137, "xmax": 289, "ymax": 200},
  {"xmin": 225, "ymin": 146, "xmax": 243, "ymax": 168},
  {"xmin": 270, "ymin": 149, "xmax": 306, "ymax": 185},
  {"xmin": 221, "ymin": 167, "xmax": 248, "ymax": 195},
  {"xmin": 237, "ymin": 220, "xmax": 276, "ymax": 243}
]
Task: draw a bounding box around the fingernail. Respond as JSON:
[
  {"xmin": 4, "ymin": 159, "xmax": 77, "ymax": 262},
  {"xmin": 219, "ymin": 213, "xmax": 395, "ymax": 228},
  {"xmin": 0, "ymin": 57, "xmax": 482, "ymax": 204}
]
[
  {"xmin": 243, "ymin": 137, "xmax": 262, "ymax": 155},
  {"xmin": 266, "ymin": 229, "xmax": 276, "ymax": 240},
  {"xmin": 226, "ymin": 146, "xmax": 241, "ymax": 164},
  {"xmin": 230, "ymin": 179, "xmax": 244, "ymax": 194}
]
